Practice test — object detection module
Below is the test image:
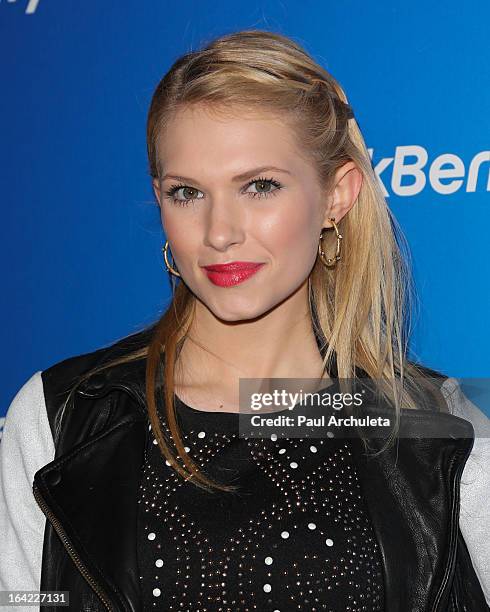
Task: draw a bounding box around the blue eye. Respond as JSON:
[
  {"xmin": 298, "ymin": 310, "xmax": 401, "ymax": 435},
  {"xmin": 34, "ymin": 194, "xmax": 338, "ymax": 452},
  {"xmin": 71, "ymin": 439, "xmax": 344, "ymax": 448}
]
[{"xmin": 164, "ymin": 176, "xmax": 283, "ymax": 207}]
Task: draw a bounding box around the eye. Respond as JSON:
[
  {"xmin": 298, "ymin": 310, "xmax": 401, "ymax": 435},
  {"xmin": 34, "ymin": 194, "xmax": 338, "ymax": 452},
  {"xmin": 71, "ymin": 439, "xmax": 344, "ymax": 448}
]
[
  {"xmin": 244, "ymin": 177, "xmax": 282, "ymax": 199},
  {"xmin": 164, "ymin": 184, "xmax": 204, "ymax": 207}
]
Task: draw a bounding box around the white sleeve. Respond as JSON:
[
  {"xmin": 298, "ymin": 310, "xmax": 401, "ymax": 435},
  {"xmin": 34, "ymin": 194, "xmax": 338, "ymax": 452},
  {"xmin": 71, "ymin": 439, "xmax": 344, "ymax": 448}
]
[
  {"xmin": 0, "ymin": 371, "xmax": 56, "ymax": 601},
  {"xmin": 441, "ymin": 376, "xmax": 490, "ymax": 605}
]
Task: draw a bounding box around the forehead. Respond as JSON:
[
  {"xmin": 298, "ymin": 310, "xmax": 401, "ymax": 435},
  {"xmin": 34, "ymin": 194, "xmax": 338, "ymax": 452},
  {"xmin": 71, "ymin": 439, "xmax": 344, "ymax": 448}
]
[{"xmin": 157, "ymin": 104, "xmax": 311, "ymax": 175}]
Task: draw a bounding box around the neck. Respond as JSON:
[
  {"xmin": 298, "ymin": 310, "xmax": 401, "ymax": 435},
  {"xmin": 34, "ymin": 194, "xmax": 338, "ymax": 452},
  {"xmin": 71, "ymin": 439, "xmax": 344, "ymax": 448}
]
[{"xmin": 175, "ymin": 279, "xmax": 327, "ymax": 391}]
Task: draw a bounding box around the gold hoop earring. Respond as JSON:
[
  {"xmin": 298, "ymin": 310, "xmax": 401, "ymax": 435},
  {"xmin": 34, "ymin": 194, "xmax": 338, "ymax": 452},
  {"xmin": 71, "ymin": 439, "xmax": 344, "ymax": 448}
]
[
  {"xmin": 162, "ymin": 240, "xmax": 181, "ymax": 277},
  {"xmin": 318, "ymin": 218, "xmax": 342, "ymax": 267}
]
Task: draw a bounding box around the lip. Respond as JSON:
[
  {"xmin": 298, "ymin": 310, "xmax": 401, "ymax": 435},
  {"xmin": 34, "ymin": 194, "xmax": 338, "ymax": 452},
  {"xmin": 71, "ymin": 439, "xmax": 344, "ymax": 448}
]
[
  {"xmin": 202, "ymin": 261, "xmax": 264, "ymax": 272},
  {"xmin": 201, "ymin": 261, "xmax": 265, "ymax": 287}
]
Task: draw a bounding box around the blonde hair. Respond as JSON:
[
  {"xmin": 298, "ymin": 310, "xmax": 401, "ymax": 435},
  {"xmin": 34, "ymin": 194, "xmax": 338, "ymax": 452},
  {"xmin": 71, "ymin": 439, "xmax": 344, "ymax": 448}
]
[{"xmin": 68, "ymin": 29, "xmax": 444, "ymax": 493}]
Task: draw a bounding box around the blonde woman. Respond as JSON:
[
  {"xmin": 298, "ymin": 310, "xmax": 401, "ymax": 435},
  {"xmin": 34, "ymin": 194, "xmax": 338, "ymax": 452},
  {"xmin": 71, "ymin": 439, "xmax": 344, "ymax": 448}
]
[{"xmin": 1, "ymin": 30, "xmax": 489, "ymax": 612}]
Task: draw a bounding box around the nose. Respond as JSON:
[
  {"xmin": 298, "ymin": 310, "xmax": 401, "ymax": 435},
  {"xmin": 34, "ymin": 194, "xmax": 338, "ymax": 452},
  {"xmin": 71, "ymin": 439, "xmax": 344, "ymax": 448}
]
[{"xmin": 202, "ymin": 194, "xmax": 246, "ymax": 252}]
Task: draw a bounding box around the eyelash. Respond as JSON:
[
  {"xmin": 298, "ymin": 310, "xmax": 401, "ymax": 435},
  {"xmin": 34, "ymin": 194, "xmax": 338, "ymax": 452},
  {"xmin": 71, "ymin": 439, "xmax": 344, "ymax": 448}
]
[{"xmin": 163, "ymin": 176, "xmax": 283, "ymax": 207}]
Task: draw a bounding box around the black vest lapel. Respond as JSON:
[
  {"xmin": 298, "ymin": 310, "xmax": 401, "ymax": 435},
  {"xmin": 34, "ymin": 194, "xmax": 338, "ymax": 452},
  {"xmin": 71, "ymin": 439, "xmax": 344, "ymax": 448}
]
[
  {"xmin": 348, "ymin": 407, "xmax": 474, "ymax": 611},
  {"xmin": 34, "ymin": 386, "xmax": 148, "ymax": 612}
]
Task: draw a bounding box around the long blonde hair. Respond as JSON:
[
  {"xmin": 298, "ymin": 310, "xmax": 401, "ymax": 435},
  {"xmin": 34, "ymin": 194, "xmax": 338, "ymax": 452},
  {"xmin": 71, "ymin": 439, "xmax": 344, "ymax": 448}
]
[{"xmin": 68, "ymin": 29, "xmax": 444, "ymax": 493}]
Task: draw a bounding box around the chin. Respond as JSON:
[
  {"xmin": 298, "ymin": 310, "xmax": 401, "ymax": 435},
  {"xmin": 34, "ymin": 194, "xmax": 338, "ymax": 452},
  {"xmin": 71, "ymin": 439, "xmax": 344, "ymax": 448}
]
[{"xmin": 207, "ymin": 296, "xmax": 272, "ymax": 323}]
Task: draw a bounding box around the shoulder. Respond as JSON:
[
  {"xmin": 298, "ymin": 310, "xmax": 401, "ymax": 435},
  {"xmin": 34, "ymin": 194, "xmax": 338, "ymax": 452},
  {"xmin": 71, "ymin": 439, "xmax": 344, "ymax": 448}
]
[
  {"xmin": 5, "ymin": 370, "xmax": 45, "ymax": 423},
  {"xmin": 399, "ymin": 360, "xmax": 453, "ymax": 413},
  {"xmin": 41, "ymin": 322, "xmax": 157, "ymax": 399},
  {"xmin": 1, "ymin": 370, "xmax": 55, "ymax": 485},
  {"xmin": 40, "ymin": 323, "xmax": 157, "ymax": 444},
  {"xmin": 405, "ymin": 362, "xmax": 490, "ymax": 430},
  {"xmin": 407, "ymin": 360, "xmax": 490, "ymax": 427},
  {"xmin": 439, "ymin": 377, "xmax": 490, "ymax": 437},
  {"xmin": 3, "ymin": 371, "xmax": 45, "ymax": 440}
]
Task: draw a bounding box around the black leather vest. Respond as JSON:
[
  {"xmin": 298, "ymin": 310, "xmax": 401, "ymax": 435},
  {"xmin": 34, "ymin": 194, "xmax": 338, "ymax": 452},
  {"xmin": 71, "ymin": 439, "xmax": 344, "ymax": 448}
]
[{"xmin": 32, "ymin": 328, "xmax": 489, "ymax": 611}]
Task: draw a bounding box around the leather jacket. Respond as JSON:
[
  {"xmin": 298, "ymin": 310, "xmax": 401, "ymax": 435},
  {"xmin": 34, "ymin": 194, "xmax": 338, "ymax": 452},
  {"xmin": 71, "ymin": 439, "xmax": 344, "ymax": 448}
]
[{"xmin": 32, "ymin": 326, "xmax": 490, "ymax": 611}]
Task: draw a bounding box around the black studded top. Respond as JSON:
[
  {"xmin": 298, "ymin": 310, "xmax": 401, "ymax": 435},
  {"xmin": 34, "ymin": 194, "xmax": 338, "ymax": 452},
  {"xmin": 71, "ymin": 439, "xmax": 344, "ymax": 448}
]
[{"xmin": 136, "ymin": 397, "xmax": 385, "ymax": 612}]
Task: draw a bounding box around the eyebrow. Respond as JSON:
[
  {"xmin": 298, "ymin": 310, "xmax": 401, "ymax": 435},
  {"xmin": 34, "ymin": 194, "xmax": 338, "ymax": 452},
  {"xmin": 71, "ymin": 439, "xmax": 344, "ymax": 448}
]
[{"xmin": 160, "ymin": 165, "xmax": 292, "ymax": 185}]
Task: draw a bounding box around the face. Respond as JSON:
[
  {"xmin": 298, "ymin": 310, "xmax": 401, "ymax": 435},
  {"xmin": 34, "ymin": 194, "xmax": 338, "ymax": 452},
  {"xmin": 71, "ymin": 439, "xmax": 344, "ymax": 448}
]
[{"xmin": 153, "ymin": 104, "xmax": 355, "ymax": 322}]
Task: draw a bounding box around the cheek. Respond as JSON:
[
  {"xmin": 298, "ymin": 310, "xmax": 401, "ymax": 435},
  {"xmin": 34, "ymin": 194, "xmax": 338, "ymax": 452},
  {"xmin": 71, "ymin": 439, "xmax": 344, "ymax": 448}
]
[
  {"xmin": 261, "ymin": 201, "xmax": 318, "ymax": 268},
  {"xmin": 161, "ymin": 212, "xmax": 197, "ymax": 264}
]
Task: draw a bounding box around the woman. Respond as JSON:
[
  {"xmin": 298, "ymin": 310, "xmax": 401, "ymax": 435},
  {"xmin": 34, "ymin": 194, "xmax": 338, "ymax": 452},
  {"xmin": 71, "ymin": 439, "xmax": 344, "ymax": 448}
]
[{"xmin": 1, "ymin": 29, "xmax": 489, "ymax": 612}]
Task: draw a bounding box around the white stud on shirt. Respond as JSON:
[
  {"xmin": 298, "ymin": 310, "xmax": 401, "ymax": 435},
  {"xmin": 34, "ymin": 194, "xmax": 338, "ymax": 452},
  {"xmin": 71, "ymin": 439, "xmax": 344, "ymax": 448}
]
[
  {"xmin": 137, "ymin": 413, "xmax": 384, "ymax": 609},
  {"xmin": 271, "ymin": 433, "xmax": 277, "ymax": 441}
]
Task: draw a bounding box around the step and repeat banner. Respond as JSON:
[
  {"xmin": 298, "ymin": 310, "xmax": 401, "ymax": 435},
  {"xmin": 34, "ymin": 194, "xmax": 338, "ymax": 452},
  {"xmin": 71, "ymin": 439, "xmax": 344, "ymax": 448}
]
[{"xmin": 1, "ymin": 1, "xmax": 489, "ymax": 427}]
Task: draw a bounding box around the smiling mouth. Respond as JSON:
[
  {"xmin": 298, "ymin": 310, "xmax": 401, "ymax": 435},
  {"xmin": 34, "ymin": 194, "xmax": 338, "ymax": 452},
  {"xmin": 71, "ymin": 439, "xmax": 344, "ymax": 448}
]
[{"xmin": 201, "ymin": 262, "xmax": 265, "ymax": 287}]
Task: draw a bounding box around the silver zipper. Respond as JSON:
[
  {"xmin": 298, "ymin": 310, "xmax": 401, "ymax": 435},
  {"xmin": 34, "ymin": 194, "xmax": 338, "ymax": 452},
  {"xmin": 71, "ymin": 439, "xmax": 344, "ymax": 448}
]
[{"xmin": 33, "ymin": 482, "xmax": 114, "ymax": 611}]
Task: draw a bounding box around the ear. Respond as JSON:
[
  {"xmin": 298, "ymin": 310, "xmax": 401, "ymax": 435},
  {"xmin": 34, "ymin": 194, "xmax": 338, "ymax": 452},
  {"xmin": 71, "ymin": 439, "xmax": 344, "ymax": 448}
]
[
  {"xmin": 322, "ymin": 161, "xmax": 363, "ymax": 228},
  {"xmin": 152, "ymin": 178, "xmax": 162, "ymax": 207}
]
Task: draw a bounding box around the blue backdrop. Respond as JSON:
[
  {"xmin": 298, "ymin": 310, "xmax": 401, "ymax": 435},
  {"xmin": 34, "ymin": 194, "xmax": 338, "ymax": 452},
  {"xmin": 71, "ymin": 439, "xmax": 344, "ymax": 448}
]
[{"xmin": 2, "ymin": 0, "xmax": 489, "ymax": 424}]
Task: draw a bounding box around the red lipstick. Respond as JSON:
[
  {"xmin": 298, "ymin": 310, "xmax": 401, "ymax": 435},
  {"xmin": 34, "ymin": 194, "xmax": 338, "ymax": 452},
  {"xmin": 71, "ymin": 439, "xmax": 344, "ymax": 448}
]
[{"xmin": 201, "ymin": 261, "xmax": 265, "ymax": 287}]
